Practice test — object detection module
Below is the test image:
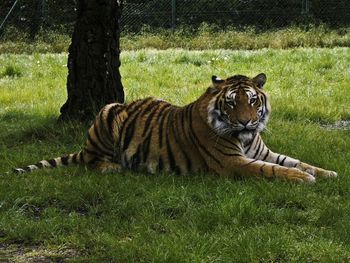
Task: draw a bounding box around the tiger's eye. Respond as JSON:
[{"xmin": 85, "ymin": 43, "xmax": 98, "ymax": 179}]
[
  {"xmin": 226, "ymin": 100, "xmax": 235, "ymax": 107},
  {"xmin": 250, "ymin": 97, "xmax": 257, "ymax": 104}
]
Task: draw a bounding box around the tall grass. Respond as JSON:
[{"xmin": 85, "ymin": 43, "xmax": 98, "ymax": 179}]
[
  {"xmin": 0, "ymin": 49, "xmax": 349, "ymax": 261},
  {"xmin": 1, "ymin": 24, "xmax": 350, "ymax": 53}
]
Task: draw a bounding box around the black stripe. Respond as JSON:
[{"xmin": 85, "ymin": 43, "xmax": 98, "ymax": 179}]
[
  {"xmin": 272, "ymin": 165, "xmax": 276, "ymax": 177},
  {"xmin": 257, "ymin": 144, "xmax": 265, "ymax": 159},
  {"xmin": 165, "ymin": 114, "xmax": 179, "ymax": 173},
  {"xmin": 158, "ymin": 107, "xmax": 173, "ymax": 148},
  {"xmin": 172, "ymin": 109, "xmax": 192, "ymax": 173},
  {"xmin": 215, "ymin": 147, "xmax": 243, "ymax": 157},
  {"xmin": 165, "ymin": 136, "xmax": 180, "ymax": 174},
  {"xmin": 142, "ymin": 99, "xmax": 161, "ymax": 115},
  {"xmin": 72, "ymin": 153, "xmax": 78, "ymax": 164},
  {"xmin": 142, "ymin": 102, "xmax": 168, "ymax": 137},
  {"xmin": 123, "ymin": 100, "xmax": 143, "ymax": 116},
  {"xmin": 218, "ymin": 136, "xmax": 242, "ymax": 152},
  {"xmin": 244, "ymin": 136, "xmax": 258, "ymax": 154},
  {"xmin": 186, "ymin": 103, "xmax": 194, "ymax": 118},
  {"xmin": 122, "ymin": 117, "xmax": 138, "ymax": 152},
  {"xmin": 93, "ymin": 123, "xmax": 112, "ymax": 151},
  {"xmin": 141, "ymin": 131, "xmax": 152, "ymax": 162},
  {"xmin": 47, "ymin": 159, "xmax": 57, "ymax": 167},
  {"xmin": 261, "ymin": 93, "xmax": 268, "ymax": 116},
  {"xmin": 87, "ymin": 133, "xmax": 113, "ymax": 156},
  {"xmin": 260, "ymin": 164, "xmax": 265, "ymax": 175},
  {"xmin": 262, "ymin": 149, "xmax": 270, "ymax": 161},
  {"xmin": 35, "ymin": 162, "xmax": 44, "ymax": 168},
  {"xmin": 253, "ymin": 139, "xmax": 262, "ymax": 159},
  {"xmin": 256, "ymin": 95, "xmax": 262, "ymax": 107},
  {"xmin": 244, "ymin": 142, "xmax": 253, "ymax": 154},
  {"xmin": 214, "ymin": 141, "xmax": 240, "ymax": 151},
  {"xmin": 106, "ymin": 104, "xmax": 122, "ymax": 136},
  {"xmin": 130, "ymin": 144, "xmax": 142, "ymax": 169},
  {"xmin": 158, "ymin": 156, "xmax": 164, "ymax": 172},
  {"xmin": 244, "ymin": 159, "xmax": 257, "ymax": 166},
  {"xmin": 280, "ymin": 156, "xmax": 287, "ymax": 166},
  {"xmin": 138, "ymin": 100, "xmax": 161, "ymax": 141},
  {"xmin": 185, "ymin": 104, "xmax": 199, "ymax": 148},
  {"xmin": 61, "ymin": 156, "xmax": 69, "ymax": 165},
  {"xmin": 179, "ymin": 104, "xmax": 194, "ymax": 148},
  {"xmin": 276, "ymin": 155, "xmax": 281, "ymax": 164},
  {"xmin": 24, "ymin": 166, "xmax": 32, "ymax": 171},
  {"xmin": 253, "ymin": 135, "xmax": 261, "ymax": 149}
]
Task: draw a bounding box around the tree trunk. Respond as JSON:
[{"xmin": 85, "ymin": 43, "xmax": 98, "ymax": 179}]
[{"xmin": 59, "ymin": 0, "xmax": 124, "ymax": 122}]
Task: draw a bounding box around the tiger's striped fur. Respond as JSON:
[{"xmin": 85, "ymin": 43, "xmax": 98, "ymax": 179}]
[{"xmin": 12, "ymin": 73, "xmax": 337, "ymax": 183}]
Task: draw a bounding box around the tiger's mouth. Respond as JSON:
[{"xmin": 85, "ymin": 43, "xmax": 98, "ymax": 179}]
[
  {"xmin": 239, "ymin": 127, "xmax": 255, "ymax": 132},
  {"xmin": 230, "ymin": 123, "xmax": 259, "ymax": 132}
]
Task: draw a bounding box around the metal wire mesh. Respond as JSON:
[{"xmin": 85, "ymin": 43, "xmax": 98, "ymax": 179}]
[{"xmin": 1, "ymin": 0, "xmax": 350, "ymax": 38}]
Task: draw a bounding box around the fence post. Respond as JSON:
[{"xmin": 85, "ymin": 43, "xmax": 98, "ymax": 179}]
[
  {"xmin": 301, "ymin": 0, "xmax": 310, "ymax": 14},
  {"xmin": 0, "ymin": 0, "xmax": 20, "ymax": 32},
  {"xmin": 171, "ymin": 0, "xmax": 176, "ymax": 31},
  {"xmin": 41, "ymin": 0, "xmax": 48, "ymax": 26}
]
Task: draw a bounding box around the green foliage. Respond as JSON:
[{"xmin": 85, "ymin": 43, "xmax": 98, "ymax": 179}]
[
  {"xmin": 0, "ymin": 49, "xmax": 349, "ymax": 261},
  {"xmin": 0, "ymin": 65, "xmax": 23, "ymax": 78},
  {"xmin": 122, "ymin": 24, "xmax": 350, "ymax": 50}
]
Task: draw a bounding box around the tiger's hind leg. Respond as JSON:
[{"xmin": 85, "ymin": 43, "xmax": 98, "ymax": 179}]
[{"xmin": 94, "ymin": 161, "xmax": 122, "ymax": 173}]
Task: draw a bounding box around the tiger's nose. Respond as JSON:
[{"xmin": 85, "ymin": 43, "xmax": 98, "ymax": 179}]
[{"xmin": 238, "ymin": 120, "xmax": 250, "ymax": 126}]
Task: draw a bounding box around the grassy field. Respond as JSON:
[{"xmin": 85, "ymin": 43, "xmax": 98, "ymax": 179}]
[{"xmin": 0, "ymin": 48, "xmax": 350, "ymax": 261}]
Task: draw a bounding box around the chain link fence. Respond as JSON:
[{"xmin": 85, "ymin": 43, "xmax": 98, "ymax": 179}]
[{"xmin": 1, "ymin": 0, "xmax": 350, "ymax": 39}]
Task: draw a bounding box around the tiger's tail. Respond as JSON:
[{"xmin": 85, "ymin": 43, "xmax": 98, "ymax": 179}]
[{"xmin": 12, "ymin": 151, "xmax": 84, "ymax": 174}]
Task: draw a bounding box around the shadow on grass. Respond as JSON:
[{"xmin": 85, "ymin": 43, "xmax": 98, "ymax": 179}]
[{"xmin": 0, "ymin": 111, "xmax": 88, "ymax": 148}]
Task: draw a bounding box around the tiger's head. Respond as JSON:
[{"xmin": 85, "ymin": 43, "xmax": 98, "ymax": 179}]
[{"xmin": 206, "ymin": 73, "xmax": 271, "ymax": 142}]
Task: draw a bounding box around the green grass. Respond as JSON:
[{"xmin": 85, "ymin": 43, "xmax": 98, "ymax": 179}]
[
  {"xmin": 0, "ymin": 48, "xmax": 350, "ymax": 261},
  {"xmin": 1, "ymin": 25, "xmax": 350, "ymax": 53}
]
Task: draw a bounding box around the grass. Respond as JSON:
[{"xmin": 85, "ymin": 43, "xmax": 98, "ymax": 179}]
[
  {"xmin": 0, "ymin": 48, "xmax": 350, "ymax": 261},
  {"xmin": 1, "ymin": 25, "xmax": 350, "ymax": 53}
]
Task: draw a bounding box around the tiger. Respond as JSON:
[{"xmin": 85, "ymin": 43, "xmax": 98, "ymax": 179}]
[{"xmin": 11, "ymin": 73, "xmax": 337, "ymax": 183}]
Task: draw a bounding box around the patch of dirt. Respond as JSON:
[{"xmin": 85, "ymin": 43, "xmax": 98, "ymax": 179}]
[
  {"xmin": 321, "ymin": 120, "xmax": 350, "ymax": 130},
  {"xmin": 0, "ymin": 244, "xmax": 79, "ymax": 262}
]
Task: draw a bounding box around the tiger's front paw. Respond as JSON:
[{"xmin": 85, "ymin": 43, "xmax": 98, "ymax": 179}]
[
  {"xmin": 286, "ymin": 168, "xmax": 316, "ymax": 183},
  {"xmin": 275, "ymin": 167, "xmax": 316, "ymax": 183},
  {"xmin": 316, "ymin": 169, "xmax": 338, "ymax": 178},
  {"xmin": 296, "ymin": 163, "xmax": 337, "ymax": 178}
]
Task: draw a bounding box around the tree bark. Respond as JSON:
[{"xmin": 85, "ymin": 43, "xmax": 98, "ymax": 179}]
[{"xmin": 59, "ymin": 0, "xmax": 124, "ymax": 122}]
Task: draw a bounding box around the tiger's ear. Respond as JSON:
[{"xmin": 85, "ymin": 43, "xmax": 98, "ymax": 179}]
[
  {"xmin": 207, "ymin": 75, "xmax": 224, "ymax": 94},
  {"xmin": 212, "ymin": 75, "xmax": 225, "ymax": 86},
  {"xmin": 252, "ymin": 73, "xmax": 267, "ymax": 89}
]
